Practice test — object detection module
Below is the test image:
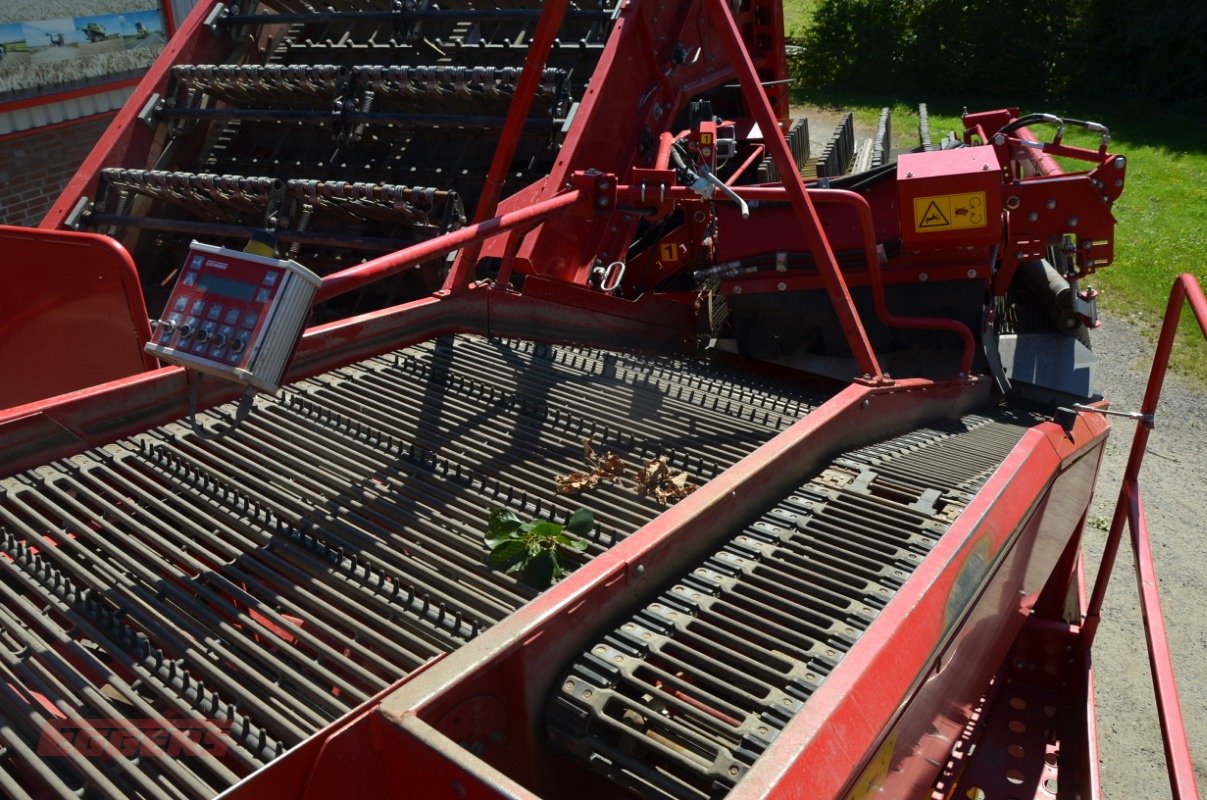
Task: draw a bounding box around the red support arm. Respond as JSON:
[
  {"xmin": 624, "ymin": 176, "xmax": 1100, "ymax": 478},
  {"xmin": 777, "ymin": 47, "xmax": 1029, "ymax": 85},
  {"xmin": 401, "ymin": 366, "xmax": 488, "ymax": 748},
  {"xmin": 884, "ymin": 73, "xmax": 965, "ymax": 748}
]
[
  {"xmin": 443, "ymin": 0, "xmax": 569, "ymax": 292},
  {"xmin": 705, "ymin": 0, "xmax": 883, "ymax": 381},
  {"xmin": 317, "ymin": 191, "xmax": 582, "ymax": 304}
]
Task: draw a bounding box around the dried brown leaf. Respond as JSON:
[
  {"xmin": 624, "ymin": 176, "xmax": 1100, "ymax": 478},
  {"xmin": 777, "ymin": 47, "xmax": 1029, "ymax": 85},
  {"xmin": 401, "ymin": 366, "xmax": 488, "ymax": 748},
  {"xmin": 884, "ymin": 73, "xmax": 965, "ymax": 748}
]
[
  {"xmin": 636, "ymin": 456, "xmax": 696, "ymax": 505},
  {"xmin": 598, "ymin": 453, "xmax": 626, "ymax": 479},
  {"xmin": 560, "ymin": 440, "xmax": 696, "ymax": 504},
  {"xmin": 557, "ymin": 439, "xmax": 627, "ymax": 495},
  {"xmin": 556, "ymin": 471, "xmax": 598, "ymax": 495}
]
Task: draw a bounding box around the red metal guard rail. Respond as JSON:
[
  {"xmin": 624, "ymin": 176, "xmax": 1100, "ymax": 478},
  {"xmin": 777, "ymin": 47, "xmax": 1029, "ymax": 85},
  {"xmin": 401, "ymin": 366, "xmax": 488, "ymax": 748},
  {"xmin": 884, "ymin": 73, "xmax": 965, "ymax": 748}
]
[
  {"xmin": 810, "ymin": 188, "xmax": 976, "ymax": 377},
  {"xmin": 1083, "ymin": 273, "xmax": 1206, "ymax": 800}
]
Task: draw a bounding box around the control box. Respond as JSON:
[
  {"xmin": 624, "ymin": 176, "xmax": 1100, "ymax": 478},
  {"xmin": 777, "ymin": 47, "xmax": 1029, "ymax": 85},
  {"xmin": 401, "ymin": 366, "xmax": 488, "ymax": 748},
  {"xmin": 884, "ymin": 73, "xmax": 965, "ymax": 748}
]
[{"xmin": 145, "ymin": 242, "xmax": 321, "ymax": 392}]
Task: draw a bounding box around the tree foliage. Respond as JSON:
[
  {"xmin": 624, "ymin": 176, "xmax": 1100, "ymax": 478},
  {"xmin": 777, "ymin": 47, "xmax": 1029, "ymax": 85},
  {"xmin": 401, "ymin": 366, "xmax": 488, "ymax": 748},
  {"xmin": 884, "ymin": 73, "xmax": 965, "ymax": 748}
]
[{"xmin": 792, "ymin": 0, "xmax": 1207, "ymax": 103}]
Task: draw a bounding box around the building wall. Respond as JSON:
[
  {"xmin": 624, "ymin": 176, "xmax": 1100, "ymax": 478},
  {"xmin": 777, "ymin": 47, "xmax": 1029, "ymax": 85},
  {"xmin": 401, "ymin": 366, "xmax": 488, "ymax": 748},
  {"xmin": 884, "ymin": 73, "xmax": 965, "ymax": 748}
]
[{"xmin": 0, "ymin": 113, "xmax": 112, "ymax": 227}]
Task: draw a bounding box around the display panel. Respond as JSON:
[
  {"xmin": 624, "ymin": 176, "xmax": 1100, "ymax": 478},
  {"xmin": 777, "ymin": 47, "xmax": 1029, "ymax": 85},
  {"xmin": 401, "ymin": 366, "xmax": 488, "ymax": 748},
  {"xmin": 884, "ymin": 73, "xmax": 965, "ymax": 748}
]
[{"xmin": 196, "ymin": 274, "xmax": 257, "ymax": 302}]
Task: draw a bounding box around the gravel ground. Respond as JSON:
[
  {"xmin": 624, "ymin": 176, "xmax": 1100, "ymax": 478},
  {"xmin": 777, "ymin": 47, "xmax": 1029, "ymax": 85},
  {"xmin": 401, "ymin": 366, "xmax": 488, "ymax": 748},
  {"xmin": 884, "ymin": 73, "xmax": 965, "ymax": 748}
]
[{"xmin": 1082, "ymin": 313, "xmax": 1206, "ymax": 798}]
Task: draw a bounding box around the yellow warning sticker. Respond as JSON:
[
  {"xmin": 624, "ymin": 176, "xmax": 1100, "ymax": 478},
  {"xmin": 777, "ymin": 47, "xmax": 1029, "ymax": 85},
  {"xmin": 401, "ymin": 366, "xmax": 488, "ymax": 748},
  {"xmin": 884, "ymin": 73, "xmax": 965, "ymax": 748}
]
[
  {"xmin": 660, "ymin": 243, "xmax": 679, "ymax": 262},
  {"xmin": 912, "ymin": 191, "xmax": 988, "ymax": 233},
  {"xmin": 698, "ymin": 132, "xmax": 713, "ymax": 145}
]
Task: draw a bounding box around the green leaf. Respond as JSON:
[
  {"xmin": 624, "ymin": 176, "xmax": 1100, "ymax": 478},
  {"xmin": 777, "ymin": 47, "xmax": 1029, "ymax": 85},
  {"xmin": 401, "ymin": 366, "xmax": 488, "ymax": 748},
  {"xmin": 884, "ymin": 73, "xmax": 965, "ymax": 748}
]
[
  {"xmin": 555, "ymin": 533, "xmax": 589, "ymax": 552},
  {"xmin": 489, "ymin": 539, "xmax": 527, "ymax": 570},
  {"xmin": 564, "ymin": 508, "xmax": 595, "ymax": 537},
  {"xmin": 523, "ymin": 550, "xmax": 557, "ymax": 589},
  {"xmin": 526, "ymin": 521, "xmax": 564, "ymax": 539},
  {"xmin": 487, "ymin": 508, "xmax": 521, "ymax": 539},
  {"xmin": 485, "ymin": 507, "xmax": 587, "ymax": 587},
  {"xmin": 484, "ymin": 534, "xmax": 516, "ymax": 550}
]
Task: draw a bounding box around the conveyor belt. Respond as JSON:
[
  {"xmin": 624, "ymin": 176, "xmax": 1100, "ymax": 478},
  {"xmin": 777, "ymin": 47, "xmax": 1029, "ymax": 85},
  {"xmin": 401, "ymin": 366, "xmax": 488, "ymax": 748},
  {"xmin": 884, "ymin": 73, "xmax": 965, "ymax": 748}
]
[
  {"xmin": 85, "ymin": 2, "xmax": 620, "ymax": 312},
  {"xmin": 546, "ymin": 411, "xmax": 1036, "ymax": 800},
  {"xmin": 0, "ymin": 335, "xmax": 825, "ymax": 799}
]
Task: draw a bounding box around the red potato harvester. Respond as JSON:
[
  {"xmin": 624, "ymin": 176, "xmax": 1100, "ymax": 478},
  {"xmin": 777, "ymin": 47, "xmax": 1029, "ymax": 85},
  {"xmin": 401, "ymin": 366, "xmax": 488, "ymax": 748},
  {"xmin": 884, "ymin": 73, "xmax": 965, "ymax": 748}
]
[{"xmin": 0, "ymin": 1, "xmax": 1202, "ymax": 799}]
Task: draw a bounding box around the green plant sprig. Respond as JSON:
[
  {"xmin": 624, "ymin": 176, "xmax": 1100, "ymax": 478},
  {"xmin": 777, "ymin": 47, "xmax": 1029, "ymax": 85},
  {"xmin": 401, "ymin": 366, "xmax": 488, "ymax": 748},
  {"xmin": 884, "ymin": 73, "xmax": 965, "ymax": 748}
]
[{"xmin": 485, "ymin": 507, "xmax": 593, "ymax": 588}]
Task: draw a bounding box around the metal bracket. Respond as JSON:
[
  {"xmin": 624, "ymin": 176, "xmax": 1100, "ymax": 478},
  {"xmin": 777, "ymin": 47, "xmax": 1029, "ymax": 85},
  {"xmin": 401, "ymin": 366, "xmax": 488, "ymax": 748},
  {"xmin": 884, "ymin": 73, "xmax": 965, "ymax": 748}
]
[
  {"xmin": 203, "ymin": 3, "xmax": 227, "ymax": 34},
  {"xmin": 64, "ymin": 197, "xmax": 91, "ymax": 231},
  {"xmin": 571, "ymin": 169, "xmax": 618, "ymax": 215},
  {"xmin": 137, "ymin": 92, "xmax": 161, "ymax": 128}
]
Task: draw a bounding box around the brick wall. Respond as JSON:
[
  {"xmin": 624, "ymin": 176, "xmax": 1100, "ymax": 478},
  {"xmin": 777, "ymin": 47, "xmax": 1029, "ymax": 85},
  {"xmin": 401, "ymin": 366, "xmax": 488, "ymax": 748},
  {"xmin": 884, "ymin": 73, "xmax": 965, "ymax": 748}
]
[{"xmin": 0, "ymin": 114, "xmax": 114, "ymax": 228}]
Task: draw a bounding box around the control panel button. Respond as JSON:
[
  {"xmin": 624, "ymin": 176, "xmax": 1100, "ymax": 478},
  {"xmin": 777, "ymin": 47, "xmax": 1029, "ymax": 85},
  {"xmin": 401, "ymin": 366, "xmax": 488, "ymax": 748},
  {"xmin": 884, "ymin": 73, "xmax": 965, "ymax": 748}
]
[
  {"xmin": 207, "ymin": 305, "xmax": 223, "ymax": 321},
  {"xmin": 243, "ymin": 311, "xmax": 259, "ymax": 327},
  {"xmin": 224, "ymin": 308, "xmax": 241, "ymax": 325},
  {"xmin": 263, "ymin": 271, "xmax": 278, "ymax": 286},
  {"xmin": 183, "ymin": 271, "xmax": 197, "ymax": 286},
  {"xmin": 178, "ymin": 316, "xmax": 198, "ymax": 339},
  {"xmin": 173, "ymin": 296, "xmax": 188, "ymax": 312},
  {"xmin": 255, "ymin": 288, "xmax": 271, "ymax": 303},
  {"xmin": 196, "ymin": 324, "xmax": 213, "ymax": 344},
  {"xmin": 191, "ymin": 299, "xmax": 206, "ymax": 315},
  {"xmin": 230, "ymin": 335, "xmax": 248, "ymax": 355}
]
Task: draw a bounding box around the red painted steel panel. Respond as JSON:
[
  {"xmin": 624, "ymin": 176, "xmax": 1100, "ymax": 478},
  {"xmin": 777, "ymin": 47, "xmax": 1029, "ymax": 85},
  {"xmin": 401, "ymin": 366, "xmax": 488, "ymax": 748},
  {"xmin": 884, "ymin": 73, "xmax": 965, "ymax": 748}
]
[
  {"xmin": 0, "ymin": 225, "xmax": 154, "ymax": 408},
  {"xmin": 897, "ymin": 145, "xmax": 1004, "ymax": 250}
]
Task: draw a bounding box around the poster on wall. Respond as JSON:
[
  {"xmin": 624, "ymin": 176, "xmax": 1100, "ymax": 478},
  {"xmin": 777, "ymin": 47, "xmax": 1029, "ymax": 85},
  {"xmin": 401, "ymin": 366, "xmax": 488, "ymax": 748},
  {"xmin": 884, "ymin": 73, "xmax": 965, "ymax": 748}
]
[{"xmin": 0, "ymin": 1, "xmax": 167, "ymax": 103}]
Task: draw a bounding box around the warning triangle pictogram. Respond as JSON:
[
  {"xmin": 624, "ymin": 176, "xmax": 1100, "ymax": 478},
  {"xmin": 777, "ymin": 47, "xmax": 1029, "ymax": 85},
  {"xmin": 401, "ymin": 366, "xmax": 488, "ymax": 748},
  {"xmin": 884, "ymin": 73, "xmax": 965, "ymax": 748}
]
[{"xmin": 919, "ymin": 200, "xmax": 950, "ymax": 228}]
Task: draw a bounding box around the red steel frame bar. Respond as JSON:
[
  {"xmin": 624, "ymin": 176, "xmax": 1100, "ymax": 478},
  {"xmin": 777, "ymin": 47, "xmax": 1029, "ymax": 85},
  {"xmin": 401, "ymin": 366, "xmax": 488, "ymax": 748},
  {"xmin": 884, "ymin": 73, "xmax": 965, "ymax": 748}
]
[
  {"xmin": 443, "ymin": 0, "xmax": 568, "ymax": 292},
  {"xmin": 1083, "ymin": 273, "xmax": 1206, "ymax": 800},
  {"xmin": 706, "ymin": 0, "xmax": 882, "ymax": 382},
  {"xmin": 655, "ymin": 131, "xmax": 676, "ymax": 170},
  {"xmin": 317, "ymin": 190, "xmax": 582, "ymax": 303},
  {"xmin": 724, "ymin": 144, "xmax": 765, "ymax": 186}
]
